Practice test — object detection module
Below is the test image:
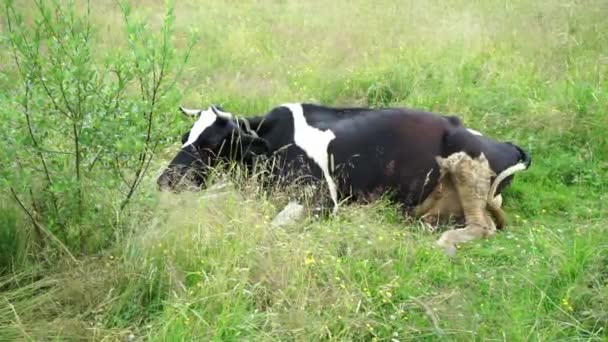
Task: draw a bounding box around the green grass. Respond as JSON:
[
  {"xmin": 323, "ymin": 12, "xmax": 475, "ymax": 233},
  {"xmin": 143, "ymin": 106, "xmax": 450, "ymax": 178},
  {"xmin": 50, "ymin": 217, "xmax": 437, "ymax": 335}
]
[{"xmin": 1, "ymin": 0, "xmax": 607, "ymax": 340}]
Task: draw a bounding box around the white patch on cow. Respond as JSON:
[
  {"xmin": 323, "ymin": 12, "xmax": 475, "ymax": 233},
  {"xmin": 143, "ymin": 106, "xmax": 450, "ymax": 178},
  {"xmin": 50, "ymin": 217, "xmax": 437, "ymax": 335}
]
[
  {"xmin": 467, "ymin": 128, "xmax": 483, "ymax": 136},
  {"xmin": 182, "ymin": 107, "xmax": 218, "ymax": 148},
  {"xmin": 282, "ymin": 103, "xmax": 339, "ymax": 213}
]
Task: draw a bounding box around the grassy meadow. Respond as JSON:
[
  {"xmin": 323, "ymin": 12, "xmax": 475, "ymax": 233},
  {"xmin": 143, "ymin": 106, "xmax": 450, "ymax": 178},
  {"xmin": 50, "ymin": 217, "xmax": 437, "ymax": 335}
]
[{"xmin": 0, "ymin": 0, "xmax": 607, "ymax": 340}]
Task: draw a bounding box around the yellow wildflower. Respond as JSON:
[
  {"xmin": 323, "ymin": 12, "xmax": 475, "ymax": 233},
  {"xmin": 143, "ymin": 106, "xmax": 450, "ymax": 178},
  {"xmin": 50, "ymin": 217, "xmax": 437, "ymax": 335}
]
[
  {"xmin": 305, "ymin": 254, "xmax": 316, "ymax": 266},
  {"xmin": 561, "ymin": 297, "xmax": 574, "ymax": 312}
]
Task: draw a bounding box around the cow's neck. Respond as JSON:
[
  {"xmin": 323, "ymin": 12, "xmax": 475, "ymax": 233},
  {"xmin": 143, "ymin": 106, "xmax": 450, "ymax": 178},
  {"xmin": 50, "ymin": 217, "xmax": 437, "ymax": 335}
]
[
  {"xmin": 233, "ymin": 115, "xmax": 270, "ymax": 137},
  {"xmin": 245, "ymin": 115, "xmax": 268, "ymax": 134}
]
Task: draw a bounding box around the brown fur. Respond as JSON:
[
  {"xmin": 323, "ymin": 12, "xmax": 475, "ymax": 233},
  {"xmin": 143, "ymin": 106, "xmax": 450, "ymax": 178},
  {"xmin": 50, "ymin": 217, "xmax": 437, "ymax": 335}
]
[
  {"xmin": 414, "ymin": 153, "xmax": 506, "ymax": 230},
  {"xmin": 413, "ymin": 168, "xmax": 463, "ymax": 227},
  {"xmin": 433, "ymin": 152, "xmax": 502, "ymax": 255},
  {"xmin": 486, "ymin": 196, "xmax": 505, "ymax": 230}
]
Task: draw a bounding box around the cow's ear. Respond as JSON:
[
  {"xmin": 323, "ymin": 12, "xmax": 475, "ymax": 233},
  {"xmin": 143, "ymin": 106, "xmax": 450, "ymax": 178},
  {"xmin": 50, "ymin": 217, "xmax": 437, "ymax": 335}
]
[
  {"xmin": 239, "ymin": 134, "xmax": 269, "ymax": 160},
  {"xmin": 478, "ymin": 152, "xmax": 488, "ymax": 163},
  {"xmin": 477, "ymin": 153, "xmax": 496, "ymax": 177}
]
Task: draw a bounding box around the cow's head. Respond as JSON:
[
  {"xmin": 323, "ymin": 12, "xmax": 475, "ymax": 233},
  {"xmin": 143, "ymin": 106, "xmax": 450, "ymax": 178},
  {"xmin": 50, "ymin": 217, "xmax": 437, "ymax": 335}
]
[{"xmin": 157, "ymin": 105, "xmax": 268, "ymax": 191}]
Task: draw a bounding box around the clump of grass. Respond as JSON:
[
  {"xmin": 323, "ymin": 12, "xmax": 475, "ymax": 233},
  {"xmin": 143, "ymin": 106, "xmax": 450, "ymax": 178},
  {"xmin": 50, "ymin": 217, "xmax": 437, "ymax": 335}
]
[{"xmin": 1, "ymin": 179, "xmax": 606, "ymax": 340}]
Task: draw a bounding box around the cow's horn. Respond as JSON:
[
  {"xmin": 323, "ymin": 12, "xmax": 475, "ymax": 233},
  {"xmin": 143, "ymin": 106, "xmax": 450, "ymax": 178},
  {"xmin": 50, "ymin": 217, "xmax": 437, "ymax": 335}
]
[{"xmin": 179, "ymin": 106, "xmax": 201, "ymax": 117}]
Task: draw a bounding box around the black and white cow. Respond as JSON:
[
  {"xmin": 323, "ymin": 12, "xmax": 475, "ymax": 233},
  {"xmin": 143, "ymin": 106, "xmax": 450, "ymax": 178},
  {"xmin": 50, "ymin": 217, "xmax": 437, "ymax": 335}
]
[{"xmin": 157, "ymin": 103, "xmax": 530, "ymax": 238}]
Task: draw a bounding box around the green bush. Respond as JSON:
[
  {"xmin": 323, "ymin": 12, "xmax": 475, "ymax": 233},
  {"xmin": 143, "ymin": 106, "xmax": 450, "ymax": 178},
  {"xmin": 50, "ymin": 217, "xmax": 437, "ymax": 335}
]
[{"xmin": 1, "ymin": 0, "xmax": 196, "ymax": 257}]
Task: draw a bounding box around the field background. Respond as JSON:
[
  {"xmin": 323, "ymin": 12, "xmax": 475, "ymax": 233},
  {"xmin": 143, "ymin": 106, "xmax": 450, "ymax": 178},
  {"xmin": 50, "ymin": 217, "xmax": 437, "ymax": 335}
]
[{"xmin": 1, "ymin": 0, "xmax": 607, "ymax": 340}]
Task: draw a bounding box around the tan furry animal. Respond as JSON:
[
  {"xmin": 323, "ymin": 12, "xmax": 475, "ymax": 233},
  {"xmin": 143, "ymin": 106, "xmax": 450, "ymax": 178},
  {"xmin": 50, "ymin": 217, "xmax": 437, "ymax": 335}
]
[
  {"xmin": 434, "ymin": 152, "xmax": 504, "ymax": 255},
  {"xmin": 414, "ymin": 153, "xmax": 505, "ymax": 231}
]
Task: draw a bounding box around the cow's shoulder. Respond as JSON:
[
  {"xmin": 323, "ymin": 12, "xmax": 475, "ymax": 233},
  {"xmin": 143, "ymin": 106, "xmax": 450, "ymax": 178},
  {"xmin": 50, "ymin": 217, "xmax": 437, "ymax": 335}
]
[
  {"xmin": 260, "ymin": 102, "xmax": 354, "ymax": 126},
  {"xmin": 264, "ymin": 105, "xmax": 296, "ymax": 121},
  {"xmin": 301, "ymin": 103, "xmax": 372, "ymax": 115},
  {"xmin": 445, "ymin": 115, "xmax": 464, "ymax": 127},
  {"xmin": 248, "ymin": 105, "xmax": 296, "ymax": 134},
  {"xmin": 261, "ymin": 103, "xmax": 362, "ymax": 131}
]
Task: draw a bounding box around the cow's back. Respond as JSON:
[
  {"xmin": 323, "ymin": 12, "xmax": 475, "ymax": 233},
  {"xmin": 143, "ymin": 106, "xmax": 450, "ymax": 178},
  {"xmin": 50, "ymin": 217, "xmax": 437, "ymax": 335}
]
[{"xmin": 322, "ymin": 107, "xmax": 457, "ymax": 206}]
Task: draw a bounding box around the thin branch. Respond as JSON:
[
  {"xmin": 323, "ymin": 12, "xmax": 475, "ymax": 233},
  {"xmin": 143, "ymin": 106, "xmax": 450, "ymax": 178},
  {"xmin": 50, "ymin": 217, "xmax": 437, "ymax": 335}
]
[
  {"xmin": 84, "ymin": 0, "xmax": 91, "ymax": 43},
  {"xmin": 410, "ymin": 296, "xmax": 444, "ymax": 336},
  {"xmin": 110, "ymin": 69, "xmax": 126, "ymax": 113},
  {"xmin": 72, "ymin": 123, "xmax": 82, "ymax": 208},
  {"xmin": 159, "ymin": 33, "xmax": 197, "ymax": 98},
  {"xmin": 120, "ymin": 141, "xmax": 158, "ymax": 210},
  {"xmin": 23, "ymin": 2, "xmax": 75, "ymax": 120},
  {"xmin": 28, "ymin": 188, "xmax": 41, "ymax": 218},
  {"xmin": 9, "ymin": 188, "xmax": 44, "ymax": 247},
  {"xmin": 150, "ymin": 51, "xmax": 157, "ymax": 107},
  {"xmin": 5, "ymin": 3, "xmax": 70, "ymax": 119},
  {"xmin": 117, "ymin": 3, "xmax": 181, "ymax": 210},
  {"xmin": 33, "ymin": 0, "xmax": 76, "ymax": 65},
  {"xmin": 90, "ymin": 68, "xmax": 125, "ymax": 120},
  {"xmin": 120, "ymin": 175, "xmax": 140, "ymax": 211},
  {"xmin": 121, "ymin": 29, "xmax": 169, "ymax": 210},
  {"xmin": 56, "ymin": 73, "xmax": 77, "ymax": 117},
  {"xmin": 4, "ymin": 9, "xmax": 62, "ymax": 219},
  {"xmin": 21, "ymin": 83, "xmax": 58, "ymax": 206},
  {"xmin": 31, "ymin": 147, "xmax": 73, "ymax": 155},
  {"xmin": 134, "ymin": 141, "xmax": 159, "ymax": 190},
  {"xmin": 143, "ymin": 37, "xmax": 168, "ymax": 146},
  {"xmin": 13, "ymin": 158, "xmax": 45, "ymax": 224},
  {"xmin": 32, "ymin": 1, "xmax": 85, "ymax": 213},
  {"xmin": 87, "ymin": 146, "xmax": 104, "ymax": 173},
  {"xmin": 112, "ymin": 154, "xmax": 131, "ymax": 187},
  {"xmin": 137, "ymin": 72, "xmax": 148, "ymax": 102},
  {"xmin": 10, "ymin": 188, "xmax": 77, "ymax": 263},
  {"xmin": 37, "ymin": 73, "xmax": 72, "ymax": 119},
  {"xmin": 5, "ymin": 298, "xmax": 32, "ymax": 340}
]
